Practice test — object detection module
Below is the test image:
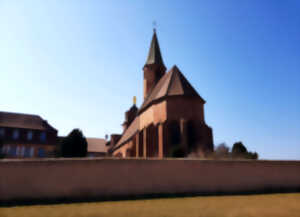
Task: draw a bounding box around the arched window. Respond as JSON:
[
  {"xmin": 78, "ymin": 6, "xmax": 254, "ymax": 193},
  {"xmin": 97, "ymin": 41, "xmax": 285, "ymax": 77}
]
[
  {"xmin": 187, "ymin": 120, "xmax": 197, "ymax": 151},
  {"xmin": 169, "ymin": 121, "xmax": 181, "ymax": 146}
]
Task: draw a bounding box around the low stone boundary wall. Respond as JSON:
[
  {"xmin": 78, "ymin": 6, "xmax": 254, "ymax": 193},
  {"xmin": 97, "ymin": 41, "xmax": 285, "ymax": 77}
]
[{"xmin": 1, "ymin": 158, "xmax": 300, "ymax": 205}]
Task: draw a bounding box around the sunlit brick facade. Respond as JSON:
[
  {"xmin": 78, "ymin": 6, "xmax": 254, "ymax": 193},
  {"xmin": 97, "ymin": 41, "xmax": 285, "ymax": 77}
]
[{"xmin": 109, "ymin": 30, "xmax": 214, "ymax": 158}]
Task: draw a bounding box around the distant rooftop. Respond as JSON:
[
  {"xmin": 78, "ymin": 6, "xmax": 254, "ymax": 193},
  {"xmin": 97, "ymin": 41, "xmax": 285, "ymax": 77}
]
[
  {"xmin": 87, "ymin": 137, "xmax": 107, "ymax": 153},
  {"xmin": 0, "ymin": 111, "xmax": 57, "ymax": 131}
]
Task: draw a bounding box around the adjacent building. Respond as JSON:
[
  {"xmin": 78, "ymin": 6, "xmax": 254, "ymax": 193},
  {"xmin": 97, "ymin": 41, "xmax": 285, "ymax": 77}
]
[
  {"xmin": 86, "ymin": 137, "xmax": 108, "ymax": 157},
  {"xmin": 0, "ymin": 111, "xmax": 58, "ymax": 158},
  {"xmin": 109, "ymin": 30, "xmax": 214, "ymax": 158}
]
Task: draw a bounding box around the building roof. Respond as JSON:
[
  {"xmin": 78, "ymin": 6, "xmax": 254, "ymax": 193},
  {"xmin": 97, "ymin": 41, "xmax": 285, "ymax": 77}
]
[
  {"xmin": 112, "ymin": 65, "xmax": 205, "ymax": 151},
  {"xmin": 145, "ymin": 30, "xmax": 165, "ymax": 67},
  {"xmin": 87, "ymin": 138, "xmax": 108, "ymax": 153},
  {"xmin": 113, "ymin": 116, "xmax": 140, "ymax": 150},
  {"xmin": 139, "ymin": 65, "xmax": 205, "ymax": 113},
  {"xmin": 0, "ymin": 111, "xmax": 57, "ymax": 131}
]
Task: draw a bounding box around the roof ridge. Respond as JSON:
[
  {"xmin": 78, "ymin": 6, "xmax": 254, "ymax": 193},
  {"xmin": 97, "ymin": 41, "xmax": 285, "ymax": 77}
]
[
  {"xmin": 167, "ymin": 65, "xmax": 187, "ymax": 95},
  {"xmin": 0, "ymin": 111, "xmax": 41, "ymax": 118},
  {"xmin": 166, "ymin": 66, "xmax": 177, "ymax": 95}
]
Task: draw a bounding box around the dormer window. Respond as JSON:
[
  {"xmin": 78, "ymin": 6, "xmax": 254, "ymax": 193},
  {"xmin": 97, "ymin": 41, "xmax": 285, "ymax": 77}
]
[
  {"xmin": 27, "ymin": 131, "xmax": 33, "ymax": 141},
  {"xmin": 12, "ymin": 129, "xmax": 19, "ymax": 140},
  {"xmin": 0, "ymin": 128, "xmax": 5, "ymax": 138},
  {"xmin": 40, "ymin": 132, "xmax": 46, "ymax": 142}
]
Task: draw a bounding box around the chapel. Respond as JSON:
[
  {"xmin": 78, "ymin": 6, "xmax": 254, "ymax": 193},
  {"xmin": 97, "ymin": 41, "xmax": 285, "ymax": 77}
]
[{"xmin": 109, "ymin": 30, "xmax": 214, "ymax": 158}]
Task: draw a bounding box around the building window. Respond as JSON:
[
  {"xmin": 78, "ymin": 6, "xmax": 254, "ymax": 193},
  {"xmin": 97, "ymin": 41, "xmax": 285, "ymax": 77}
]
[
  {"xmin": 40, "ymin": 132, "xmax": 46, "ymax": 142},
  {"xmin": 6, "ymin": 145, "xmax": 10, "ymax": 155},
  {"xmin": 16, "ymin": 146, "xmax": 21, "ymax": 157},
  {"xmin": 12, "ymin": 129, "xmax": 19, "ymax": 140},
  {"xmin": 24, "ymin": 147, "xmax": 31, "ymax": 158},
  {"xmin": 10, "ymin": 146, "xmax": 17, "ymax": 157},
  {"xmin": 1, "ymin": 145, "xmax": 6, "ymax": 154},
  {"xmin": 20, "ymin": 146, "xmax": 25, "ymax": 157},
  {"xmin": 38, "ymin": 148, "xmax": 45, "ymax": 157},
  {"xmin": 169, "ymin": 121, "xmax": 181, "ymax": 146},
  {"xmin": 0, "ymin": 128, "xmax": 5, "ymax": 138},
  {"xmin": 30, "ymin": 147, "xmax": 35, "ymax": 157},
  {"xmin": 27, "ymin": 131, "xmax": 33, "ymax": 141}
]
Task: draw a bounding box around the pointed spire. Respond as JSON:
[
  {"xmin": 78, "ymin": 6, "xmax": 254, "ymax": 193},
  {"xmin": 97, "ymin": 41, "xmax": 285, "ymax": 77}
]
[{"xmin": 145, "ymin": 29, "xmax": 165, "ymax": 67}]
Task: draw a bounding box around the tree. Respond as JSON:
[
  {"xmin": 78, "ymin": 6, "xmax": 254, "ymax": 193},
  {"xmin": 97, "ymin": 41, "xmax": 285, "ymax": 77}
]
[
  {"xmin": 246, "ymin": 151, "xmax": 259, "ymax": 160},
  {"xmin": 61, "ymin": 129, "xmax": 87, "ymax": 157},
  {"xmin": 215, "ymin": 143, "xmax": 230, "ymax": 158},
  {"xmin": 232, "ymin": 142, "xmax": 247, "ymax": 157}
]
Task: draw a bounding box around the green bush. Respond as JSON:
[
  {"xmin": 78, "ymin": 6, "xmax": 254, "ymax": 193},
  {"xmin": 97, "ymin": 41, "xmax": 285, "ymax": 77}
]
[{"xmin": 61, "ymin": 129, "xmax": 87, "ymax": 158}]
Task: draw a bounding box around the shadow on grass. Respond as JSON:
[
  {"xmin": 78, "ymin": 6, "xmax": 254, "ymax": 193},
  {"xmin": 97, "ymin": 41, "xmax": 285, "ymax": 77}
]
[{"xmin": 1, "ymin": 186, "xmax": 300, "ymax": 207}]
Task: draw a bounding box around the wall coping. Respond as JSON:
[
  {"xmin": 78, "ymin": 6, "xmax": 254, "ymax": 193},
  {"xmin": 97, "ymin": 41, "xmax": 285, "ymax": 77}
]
[{"xmin": 1, "ymin": 157, "xmax": 300, "ymax": 164}]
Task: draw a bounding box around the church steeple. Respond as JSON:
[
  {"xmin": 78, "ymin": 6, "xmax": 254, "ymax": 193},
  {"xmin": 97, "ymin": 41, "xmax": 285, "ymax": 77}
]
[
  {"xmin": 143, "ymin": 29, "xmax": 166, "ymax": 99},
  {"xmin": 145, "ymin": 29, "xmax": 165, "ymax": 66}
]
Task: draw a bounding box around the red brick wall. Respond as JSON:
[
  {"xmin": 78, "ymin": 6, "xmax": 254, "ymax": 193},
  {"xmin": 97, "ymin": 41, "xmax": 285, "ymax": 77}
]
[{"xmin": 1, "ymin": 159, "xmax": 300, "ymax": 203}]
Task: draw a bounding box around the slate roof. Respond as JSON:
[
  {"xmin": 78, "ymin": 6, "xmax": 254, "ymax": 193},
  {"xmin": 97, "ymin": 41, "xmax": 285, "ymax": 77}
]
[
  {"xmin": 139, "ymin": 65, "xmax": 205, "ymax": 113},
  {"xmin": 112, "ymin": 65, "xmax": 205, "ymax": 150},
  {"xmin": 87, "ymin": 138, "xmax": 108, "ymax": 153},
  {"xmin": 0, "ymin": 111, "xmax": 57, "ymax": 131},
  {"xmin": 145, "ymin": 30, "xmax": 165, "ymax": 67}
]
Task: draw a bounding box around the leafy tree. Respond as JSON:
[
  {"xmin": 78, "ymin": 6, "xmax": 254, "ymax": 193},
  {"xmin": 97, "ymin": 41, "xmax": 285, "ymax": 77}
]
[
  {"xmin": 232, "ymin": 142, "xmax": 247, "ymax": 156},
  {"xmin": 215, "ymin": 143, "xmax": 230, "ymax": 158},
  {"xmin": 231, "ymin": 142, "xmax": 258, "ymax": 160},
  {"xmin": 246, "ymin": 151, "xmax": 259, "ymax": 160},
  {"xmin": 61, "ymin": 129, "xmax": 87, "ymax": 158}
]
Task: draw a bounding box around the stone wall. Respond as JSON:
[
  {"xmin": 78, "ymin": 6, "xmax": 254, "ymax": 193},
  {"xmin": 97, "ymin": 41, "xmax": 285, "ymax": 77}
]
[{"xmin": 1, "ymin": 158, "xmax": 300, "ymax": 204}]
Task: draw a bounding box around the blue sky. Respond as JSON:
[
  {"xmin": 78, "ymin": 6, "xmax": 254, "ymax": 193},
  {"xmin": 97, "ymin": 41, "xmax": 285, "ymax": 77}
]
[{"xmin": 1, "ymin": 0, "xmax": 299, "ymax": 160}]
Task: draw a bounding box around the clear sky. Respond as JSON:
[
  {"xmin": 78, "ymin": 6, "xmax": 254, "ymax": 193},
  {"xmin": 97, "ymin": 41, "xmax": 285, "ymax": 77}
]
[{"xmin": 1, "ymin": 0, "xmax": 299, "ymax": 160}]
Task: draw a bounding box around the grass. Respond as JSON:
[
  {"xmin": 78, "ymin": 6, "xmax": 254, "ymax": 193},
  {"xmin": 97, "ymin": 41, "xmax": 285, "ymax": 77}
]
[{"xmin": 1, "ymin": 193, "xmax": 300, "ymax": 217}]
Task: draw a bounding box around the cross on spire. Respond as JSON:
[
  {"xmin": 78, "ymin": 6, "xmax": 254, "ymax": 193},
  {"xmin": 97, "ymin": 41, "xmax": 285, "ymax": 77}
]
[{"xmin": 153, "ymin": 21, "xmax": 157, "ymax": 33}]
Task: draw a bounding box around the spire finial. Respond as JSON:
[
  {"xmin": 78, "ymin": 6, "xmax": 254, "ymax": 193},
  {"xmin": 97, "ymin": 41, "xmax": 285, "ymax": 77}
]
[
  {"xmin": 133, "ymin": 96, "xmax": 137, "ymax": 105},
  {"xmin": 153, "ymin": 21, "xmax": 157, "ymax": 33}
]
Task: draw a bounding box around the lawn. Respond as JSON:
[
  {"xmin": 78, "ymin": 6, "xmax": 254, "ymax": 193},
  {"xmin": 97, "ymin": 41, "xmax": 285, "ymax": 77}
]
[{"xmin": 1, "ymin": 193, "xmax": 300, "ymax": 217}]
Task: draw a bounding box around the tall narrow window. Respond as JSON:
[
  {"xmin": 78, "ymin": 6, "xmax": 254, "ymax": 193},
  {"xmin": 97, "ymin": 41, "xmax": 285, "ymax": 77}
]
[
  {"xmin": 30, "ymin": 147, "xmax": 35, "ymax": 157},
  {"xmin": 10, "ymin": 146, "xmax": 17, "ymax": 157},
  {"xmin": 38, "ymin": 148, "xmax": 45, "ymax": 157},
  {"xmin": 1, "ymin": 145, "xmax": 6, "ymax": 154},
  {"xmin": 16, "ymin": 146, "xmax": 21, "ymax": 156},
  {"xmin": 6, "ymin": 145, "xmax": 10, "ymax": 155},
  {"xmin": 40, "ymin": 132, "xmax": 46, "ymax": 142},
  {"xmin": 27, "ymin": 131, "xmax": 33, "ymax": 141},
  {"xmin": 12, "ymin": 129, "xmax": 19, "ymax": 140},
  {"xmin": 169, "ymin": 121, "xmax": 181, "ymax": 146},
  {"xmin": 187, "ymin": 120, "xmax": 197, "ymax": 152},
  {"xmin": 0, "ymin": 128, "xmax": 5, "ymax": 138},
  {"xmin": 24, "ymin": 147, "xmax": 31, "ymax": 158},
  {"xmin": 20, "ymin": 146, "xmax": 25, "ymax": 157}
]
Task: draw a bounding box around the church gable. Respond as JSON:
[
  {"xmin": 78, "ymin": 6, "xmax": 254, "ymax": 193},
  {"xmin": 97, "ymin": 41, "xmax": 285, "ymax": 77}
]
[{"xmin": 139, "ymin": 65, "xmax": 205, "ymax": 113}]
